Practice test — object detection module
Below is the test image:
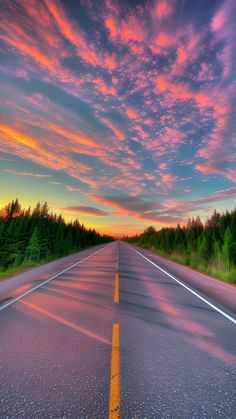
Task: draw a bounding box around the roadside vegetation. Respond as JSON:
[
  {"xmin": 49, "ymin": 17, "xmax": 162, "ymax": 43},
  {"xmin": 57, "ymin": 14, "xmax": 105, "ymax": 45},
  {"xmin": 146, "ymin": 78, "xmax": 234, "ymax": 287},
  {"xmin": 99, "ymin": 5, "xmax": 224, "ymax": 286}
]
[
  {"xmin": 125, "ymin": 209, "xmax": 236, "ymax": 284},
  {"xmin": 0, "ymin": 199, "xmax": 113, "ymax": 278}
]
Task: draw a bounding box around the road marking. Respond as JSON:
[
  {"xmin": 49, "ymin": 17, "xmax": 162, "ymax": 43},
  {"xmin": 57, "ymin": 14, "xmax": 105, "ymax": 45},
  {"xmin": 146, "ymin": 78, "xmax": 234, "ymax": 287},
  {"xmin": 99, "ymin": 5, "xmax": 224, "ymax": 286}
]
[
  {"xmin": 109, "ymin": 323, "xmax": 120, "ymax": 419},
  {"xmin": 114, "ymin": 255, "xmax": 119, "ymax": 303},
  {"xmin": 131, "ymin": 247, "xmax": 236, "ymax": 325},
  {"xmin": 21, "ymin": 300, "xmax": 110, "ymax": 345},
  {"xmin": 0, "ymin": 243, "xmax": 114, "ymax": 311}
]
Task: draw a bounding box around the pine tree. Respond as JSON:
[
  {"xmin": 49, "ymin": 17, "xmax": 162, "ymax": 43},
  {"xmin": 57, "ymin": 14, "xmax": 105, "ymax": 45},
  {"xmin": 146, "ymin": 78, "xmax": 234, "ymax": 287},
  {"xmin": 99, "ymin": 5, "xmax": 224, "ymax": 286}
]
[
  {"xmin": 25, "ymin": 226, "xmax": 41, "ymax": 262},
  {"xmin": 53, "ymin": 223, "xmax": 64, "ymax": 256}
]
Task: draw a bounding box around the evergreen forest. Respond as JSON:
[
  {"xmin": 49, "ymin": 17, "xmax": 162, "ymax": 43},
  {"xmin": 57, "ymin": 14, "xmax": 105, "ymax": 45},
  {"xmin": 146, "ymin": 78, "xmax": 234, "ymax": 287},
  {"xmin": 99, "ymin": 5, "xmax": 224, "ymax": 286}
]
[
  {"xmin": 0, "ymin": 199, "xmax": 113, "ymax": 277},
  {"xmin": 126, "ymin": 209, "xmax": 236, "ymax": 283}
]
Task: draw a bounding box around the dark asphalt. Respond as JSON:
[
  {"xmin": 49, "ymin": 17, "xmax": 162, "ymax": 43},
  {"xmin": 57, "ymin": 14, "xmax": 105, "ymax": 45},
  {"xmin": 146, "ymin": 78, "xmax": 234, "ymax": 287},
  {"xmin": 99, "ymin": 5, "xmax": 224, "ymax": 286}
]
[{"xmin": 0, "ymin": 241, "xmax": 235, "ymax": 418}]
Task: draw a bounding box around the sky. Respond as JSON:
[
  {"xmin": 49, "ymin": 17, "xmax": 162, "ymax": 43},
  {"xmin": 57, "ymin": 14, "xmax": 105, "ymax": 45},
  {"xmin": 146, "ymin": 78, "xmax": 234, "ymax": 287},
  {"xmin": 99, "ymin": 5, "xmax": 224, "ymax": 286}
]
[{"xmin": 0, "ymin": 0, "xmax": 236, "ymax": 236}]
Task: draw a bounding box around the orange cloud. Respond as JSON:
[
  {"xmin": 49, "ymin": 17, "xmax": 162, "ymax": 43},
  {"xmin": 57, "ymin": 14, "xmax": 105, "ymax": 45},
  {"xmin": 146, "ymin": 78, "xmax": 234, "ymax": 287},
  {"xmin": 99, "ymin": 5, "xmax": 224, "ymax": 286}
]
[
  {"xmin": 77, "ymin": 177, "xmax": 99, "ymax": 188},
  {"xmin": 126, "ymin": 107, "xmax": 138, "ymax": 119},
  {"xmin": 104, "ymin": 52, "xmax": 117, "ymax": 70},
  {"xmin": 104, "ymin": 16, "xmax": 118, "ymax": 40},
  {"xmin": 195, "ymin": 91, "xmax": 211, "ymax": 107},
  {"xmin": 45, "ymin": 0, "xmax": 85, "ymax": 48},
  {"xmin": 0, "ymin": 33, "xmax": 56, "ymax": 72},
  {"xmin": 47, "ymin": 123, "xmax": 99, "ymax": 148},
  {"xmin": 0, "ymin": 123, "xmax": 91, "ymax": 180},
  {"xmin": 0, "ymin": 124, "xmax": 38, "ymax": 149}
]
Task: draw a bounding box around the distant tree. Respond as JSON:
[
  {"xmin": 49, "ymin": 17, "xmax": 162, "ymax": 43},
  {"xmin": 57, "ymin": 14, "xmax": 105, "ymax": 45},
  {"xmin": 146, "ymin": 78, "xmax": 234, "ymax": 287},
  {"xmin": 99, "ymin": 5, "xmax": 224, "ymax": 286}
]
[
  {"xmin": 32, "ymin": 202, "xmax": 41, "ymax": 217},
  {"xmin": 41, "ymin": 202, "xmax": 49, "ymax": 218},
  {"xmin": 144, "ymin": 226, "xmax": 156, "ymax": 235},
  {"xmin": 0, "ymin": 198, "xmax": 21, "ymax": 219},
  {"xmin": 206, "ymin": 210, "xmax": 221, "ymax": 228}
]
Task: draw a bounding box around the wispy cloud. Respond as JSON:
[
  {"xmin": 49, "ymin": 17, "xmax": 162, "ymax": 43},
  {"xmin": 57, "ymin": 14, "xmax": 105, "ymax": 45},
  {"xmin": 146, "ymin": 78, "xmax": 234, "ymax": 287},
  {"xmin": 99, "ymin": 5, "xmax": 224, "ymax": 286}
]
[
  {"xmin": 5, "ymin": 169, "xmax": 51, "ymax": 178},
  {"xmin": 62, "ymin": 206, "xmax": 109, "ymax": 216}
]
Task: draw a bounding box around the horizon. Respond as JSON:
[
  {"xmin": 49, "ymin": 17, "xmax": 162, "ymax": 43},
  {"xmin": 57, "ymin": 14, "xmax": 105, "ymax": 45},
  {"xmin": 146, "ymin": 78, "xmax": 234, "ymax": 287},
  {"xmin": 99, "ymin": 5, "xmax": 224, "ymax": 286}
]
[
  {"xmin": 1, "ymin": 0, "xmax": 236, "ymax": 236},
  {"xmin": 1, "ymin": 197, "xmax": 235, "ymax": 240}
]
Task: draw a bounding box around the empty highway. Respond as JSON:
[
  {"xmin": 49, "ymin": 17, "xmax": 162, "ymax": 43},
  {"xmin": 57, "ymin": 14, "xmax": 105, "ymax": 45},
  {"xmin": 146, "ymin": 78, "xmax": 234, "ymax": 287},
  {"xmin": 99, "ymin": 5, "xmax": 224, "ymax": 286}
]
[{"xmin": 0, "ymin": 241, "xmax": 235, "ymax": 418}]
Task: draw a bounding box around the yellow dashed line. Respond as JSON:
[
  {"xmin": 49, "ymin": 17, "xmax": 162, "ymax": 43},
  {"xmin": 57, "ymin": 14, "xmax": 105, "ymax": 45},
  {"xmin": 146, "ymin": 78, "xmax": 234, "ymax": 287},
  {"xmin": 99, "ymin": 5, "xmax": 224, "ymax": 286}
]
[{"xmin": 108, "ymin": 323, "xmax": 120, "ymax": 418}]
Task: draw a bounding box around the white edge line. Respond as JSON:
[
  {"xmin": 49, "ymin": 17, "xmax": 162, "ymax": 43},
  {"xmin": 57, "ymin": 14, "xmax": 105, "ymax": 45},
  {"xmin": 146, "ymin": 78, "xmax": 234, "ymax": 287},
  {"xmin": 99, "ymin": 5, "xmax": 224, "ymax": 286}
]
[
  {"xmin": 131, "ymin": 246, "xmax": 236, "ymax": 325},
  {"xmin": 0, "ymin": 242, "xmax": 114, "ymax": 311}
]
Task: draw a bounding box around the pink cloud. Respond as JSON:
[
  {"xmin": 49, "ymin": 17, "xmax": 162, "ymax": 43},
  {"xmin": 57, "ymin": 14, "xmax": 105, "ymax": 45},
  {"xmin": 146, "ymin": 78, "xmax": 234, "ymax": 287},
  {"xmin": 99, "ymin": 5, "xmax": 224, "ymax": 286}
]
[
  {"xmin": 94, "ymin": 78, "xmax": 117, "ymax": 96},
  {"xmin": 196, "ymin": 164, "xmax": 236, "ymax": 183},
  {"xmin": 144, "ymin": 119, "xmax": 154, "ymax": 125},
  {"xmin": 134, "ymin": 124, "xmax": 149, "ymax": 140},
  {"xmin": 66, "ymin": 185, "xmax": 83, "ymax": 193},
  {"xmin": 211, "ymin": 0, "xmax": 235, "ymax": 79},
  {"xmin": 45, "ymin": 0, "xmax": 102, "ymax": 67},
  {"xmin": 154, "ymin": 0, "xmax": 175, "ymax": 19},
  {"xmin": 155, "ymin": 32, "xmax": 173, "ymax": 47},
  {"xmin": 129, "ymin": 43, "xmax": 144, "ymax": 55},
  {"xmin": 161, "ymin": 173, "xmax": 177, "ymax": 188},
  {"xmin": 49, "ymin": 181, "xmax": 62, "ymax": 185},
  {"xmin": 104, "ymin": 16, "xmax": 118, "ymax": 40},
  {"xmin": 101, "ymin": 118, "xmax": 125, "ymax": 142},
  {"xmin": 211, "ymin": 7, "xmax": 226, "ymax": 32},
  {"xmin": 125, "ymin": 158, "xmax": 142, "ymax": 171},
  {"xmin": 105, "ymin": 12, "xmax": 147, "ymax": 45},
  {"xmin": 155, "ymin": 75, "xmax": 169, "ymax": 92},
  {"xmin": 176, "ymin": 45, "xmax": 187, "ymax": 65}
]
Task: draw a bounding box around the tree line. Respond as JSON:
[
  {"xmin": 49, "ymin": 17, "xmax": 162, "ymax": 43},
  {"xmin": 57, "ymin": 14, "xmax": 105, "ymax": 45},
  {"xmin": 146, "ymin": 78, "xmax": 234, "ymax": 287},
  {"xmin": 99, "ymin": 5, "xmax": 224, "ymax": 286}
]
[
  {"xmin": 0, "ymin": 199, "xmax": 113, "ymax": 275},
  {"xmin": 126, "ymin": 209, "xmax": 236, "ymax": 283}
]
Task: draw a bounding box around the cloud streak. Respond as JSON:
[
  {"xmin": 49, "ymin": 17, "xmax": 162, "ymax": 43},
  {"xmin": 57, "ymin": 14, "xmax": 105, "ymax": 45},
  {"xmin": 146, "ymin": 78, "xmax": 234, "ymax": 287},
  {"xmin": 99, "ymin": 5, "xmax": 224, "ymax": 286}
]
[{"xmin": 62, "ymin": 206, "xmax": 109, "ymax": 216}]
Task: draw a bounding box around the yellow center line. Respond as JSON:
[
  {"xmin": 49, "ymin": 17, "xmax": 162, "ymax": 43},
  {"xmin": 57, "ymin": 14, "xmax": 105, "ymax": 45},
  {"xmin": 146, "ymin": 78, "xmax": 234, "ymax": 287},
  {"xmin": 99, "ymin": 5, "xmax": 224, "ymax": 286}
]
[
  {"xmin": 108, "ymin": 323, "xmax": 120, "ymax": 419},
  {"xmin": 114, "ymin": 255, "xmax": 119, "ymax": 303}
]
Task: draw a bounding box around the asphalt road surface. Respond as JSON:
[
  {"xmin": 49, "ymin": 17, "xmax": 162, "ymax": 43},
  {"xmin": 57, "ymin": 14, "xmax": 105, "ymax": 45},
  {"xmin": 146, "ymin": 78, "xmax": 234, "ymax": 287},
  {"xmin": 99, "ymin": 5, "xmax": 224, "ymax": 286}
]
[{"xmin": 0, "ymin": 241, "xmax": 235, "ymax": 418}]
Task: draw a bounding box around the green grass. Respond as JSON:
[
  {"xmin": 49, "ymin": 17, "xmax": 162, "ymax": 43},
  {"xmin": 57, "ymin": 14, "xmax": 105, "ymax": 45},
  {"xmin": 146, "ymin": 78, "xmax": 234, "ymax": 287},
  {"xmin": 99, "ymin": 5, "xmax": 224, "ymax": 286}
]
[
  {"xmin": 0, "ymin": 261, "xmax": 41, "ymax": 279},
  {"xmin": 135, "ymin": 244, "xmax": 236, "ymax": 285},
  {"xmin": 0, "ymin": 246, "xmax": 88, "ymax": 280}
]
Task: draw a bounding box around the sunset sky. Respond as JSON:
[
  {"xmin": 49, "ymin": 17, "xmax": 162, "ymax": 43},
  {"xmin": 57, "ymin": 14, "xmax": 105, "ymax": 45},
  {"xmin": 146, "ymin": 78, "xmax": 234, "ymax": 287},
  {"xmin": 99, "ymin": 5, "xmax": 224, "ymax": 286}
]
[{"xmin": 0, "ymin": 0, "xmax": 235, "ymax": 236}]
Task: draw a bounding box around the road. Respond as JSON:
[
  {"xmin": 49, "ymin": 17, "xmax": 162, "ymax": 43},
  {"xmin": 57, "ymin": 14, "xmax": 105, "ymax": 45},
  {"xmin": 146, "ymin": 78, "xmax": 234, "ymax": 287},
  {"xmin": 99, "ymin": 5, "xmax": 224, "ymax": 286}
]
[{"xmin": 0, "ymin": 241, "xmax": 235, "ymax": 418}]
